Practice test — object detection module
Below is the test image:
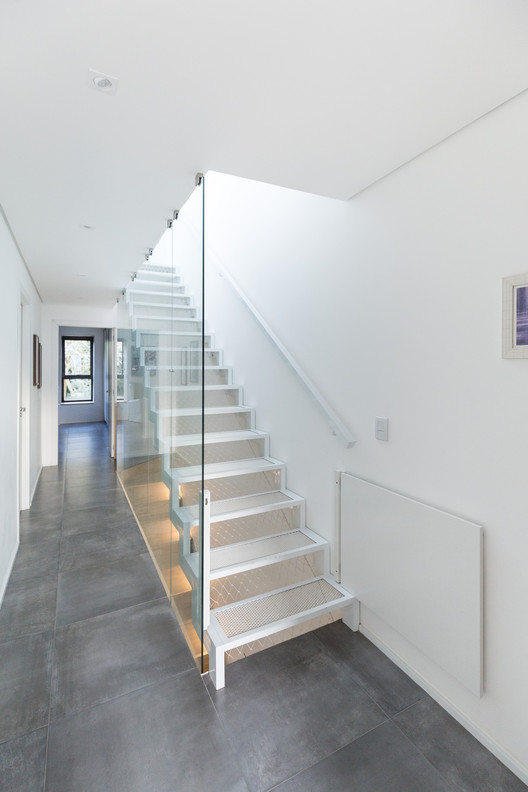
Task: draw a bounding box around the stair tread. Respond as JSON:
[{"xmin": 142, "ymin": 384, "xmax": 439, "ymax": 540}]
[
  {"xmin": 186, "ymin": 489, "xmax": 300, "ymax": 520},
  {"xmin": 154, "ymin": 404, "xmax": 252, "ymax": 416},
  {"xmin": 210, "ymin": 528, "xmax": 321, "ymax": 573},
  {"xmin": 144, "ymin": 365, "xmax": 226, "ymax": 371},
  {"xmin": 151, "ymin": 384, "xmax": 240, "ymax": 393},
  {"xmin": 160, "ymin": 429, "xmax": 267, "ymax": 445},
  {"xmin": 210, "ymin": 576, "xmax": 350, "ymax": 640},
  {"xmin": 141, "ymin": 347, "xmax": 216, "ymax": 353},
  {"xmin": 174, "ymin": 456, "xmax": 283, "ymax": 481},
  {"xmin": 134, "ymin": 312, "xmax": 197, "ymax": 318}
]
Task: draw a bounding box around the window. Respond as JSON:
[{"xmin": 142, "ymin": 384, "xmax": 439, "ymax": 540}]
[
  {"xmin": 62, "ymin": 336, "xmax": 94, "ymax": 402},
  {"xmin": 116, "ymin": 339, "xmax": 125, "ymax": 400}
]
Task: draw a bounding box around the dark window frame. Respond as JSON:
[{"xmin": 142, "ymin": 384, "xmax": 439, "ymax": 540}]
[{"xmin": 61, "ymin": 336, "xmax": 94, "ymax": 404}]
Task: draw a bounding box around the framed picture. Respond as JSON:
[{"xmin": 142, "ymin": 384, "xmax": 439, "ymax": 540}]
[
  {"xmin": 502, "ymin": 273, "xmax": 528, "ymax": 358},
  {"xmin": 33, "ymin": 335, "xmax": 39, "ymax": 386},
  {"xmin": 37, "ymin": 342, "xmax": 42, "ymax": 389}
]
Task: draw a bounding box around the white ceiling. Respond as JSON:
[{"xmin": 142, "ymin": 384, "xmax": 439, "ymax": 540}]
[{"xmin": 2, "ymin": 0, "xmax": 528, "ymax": 306}]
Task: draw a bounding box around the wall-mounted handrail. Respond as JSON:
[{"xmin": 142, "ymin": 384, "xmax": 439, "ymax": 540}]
[{"xmin": 183, "ymin": 214, "xmax": 356, "ymax": 448}]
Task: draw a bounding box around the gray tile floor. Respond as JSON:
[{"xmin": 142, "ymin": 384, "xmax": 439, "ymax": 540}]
[{"xmin": 0, "ymin": 422, "xmax": 526, "ymax": 792}]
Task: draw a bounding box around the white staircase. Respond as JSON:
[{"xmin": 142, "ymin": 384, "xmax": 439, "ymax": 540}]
[{"xmin": 125, "ymin": 265, "xmax": 356, "ymax": 689}]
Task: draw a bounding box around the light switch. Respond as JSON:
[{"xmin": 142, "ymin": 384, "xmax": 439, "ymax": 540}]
[{"xmin": 375, "ymin": 416, "xmax": 389, "ymax": 441}]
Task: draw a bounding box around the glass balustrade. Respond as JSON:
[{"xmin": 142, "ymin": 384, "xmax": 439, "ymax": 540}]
[{"xmin": 116, "ymin": 179, "xmax": 207, "ymax": 672}]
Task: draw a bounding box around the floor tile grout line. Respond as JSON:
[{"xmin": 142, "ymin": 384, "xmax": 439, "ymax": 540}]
[
  {"xmin": 201, "ymin": 676, "xmax": 255, "ymax": 792},
  {"xmin": 262, "ymin": 719, "xmax": 393, "ymax": 792},
  {"xmin": 388, "ymin": 715, "xmax": 463, "ymax": 792},
  {"xmin": 42, "ymin": 463, "xmax": 65, "ymax": 792},
  {"xmin": 53, "ymin": 595, "xmax": 170, "ymax": 633},
  {"xmin": 310, "ymin": 626, "xmax": 397, "ymax": 721},
  {"xmin": 49, "ymin": 666, "xmax": 199, "ymax": 727}
]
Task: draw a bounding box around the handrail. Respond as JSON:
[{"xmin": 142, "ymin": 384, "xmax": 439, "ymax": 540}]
[{"xmin": 183, "ymin": 216, "xmax": 356, "ymax": 448}]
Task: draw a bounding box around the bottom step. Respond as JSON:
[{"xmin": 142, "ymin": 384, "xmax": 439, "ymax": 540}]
[{"xmin": 206, "ymin": 576, "xmax": 356, "ymax": 689}]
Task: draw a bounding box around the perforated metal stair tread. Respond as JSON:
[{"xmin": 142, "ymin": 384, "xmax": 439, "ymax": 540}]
[
  {"xmin": 187, "ymin": 490, "xmax": 296, "ymax": 520},
  {"xmin": 154, "ymin": 405, "xmax": 253, "ymax": 417},
  {"xmin": 172, "ymin": 457, "xmax": 283, "ymax": 483},
  {"xmin": 210, "ymin": 529, "xmax": 319, "ymax": 572},
  {"xmin": 211, "ymin": 577, "xmax": 348, "ymax": 639},
  {"xmin": 160, "ymin": 429, "xmax": 267, "ymax": 446},
  {"xmin": 152, "ymin": 385, "xmax": 240, "ymax": 393}
]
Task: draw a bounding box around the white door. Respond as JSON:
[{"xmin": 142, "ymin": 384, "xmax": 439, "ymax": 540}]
[{"xmin": 18, "ymin": 297, "xmax": 30, "ymax": 510}]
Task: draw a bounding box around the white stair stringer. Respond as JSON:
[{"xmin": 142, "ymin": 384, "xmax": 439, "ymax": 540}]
[
  {"xmin": 206, "ymin": 577, "xmax": 358, "ymax": 689},
  {"xmin": 125, "ymin": 261, "xmax": 355, "ymax": 689}
]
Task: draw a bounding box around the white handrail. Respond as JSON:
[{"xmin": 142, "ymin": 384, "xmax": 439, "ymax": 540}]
[{"xmin": 190, "ymin": 222, "xmax": 356, "ymax": 448}]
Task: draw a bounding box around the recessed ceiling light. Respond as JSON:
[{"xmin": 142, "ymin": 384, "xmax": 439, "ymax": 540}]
[{"xmin": 89, "ymin": 69, "xmax": 119, "ymax": 96}]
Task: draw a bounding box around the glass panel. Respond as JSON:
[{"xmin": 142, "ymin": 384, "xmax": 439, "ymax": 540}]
[
  {"xmin": 169, "ymin": 180, "xmax": 206, "ymax": 672},
  {"xmin": 63, "ymin": 378, "xmax": 92, "ymax": 402},
  {"xmin": 116, "ymin": 179, "xmax": 206, "ymax": 673},
  {"xmin": 64, "ymin": 338, "xmax": 92, "ymax": 375}
]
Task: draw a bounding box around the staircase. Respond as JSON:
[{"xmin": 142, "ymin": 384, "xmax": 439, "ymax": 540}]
[{"xmin": 124, "ymin": 264, "xmax": 356, "ymax": 689}]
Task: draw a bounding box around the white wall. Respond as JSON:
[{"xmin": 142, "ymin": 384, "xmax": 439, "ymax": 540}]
[
  {"xmin": 0, "ymin": 208, "xmax": 42, "ymax": 603},
  {"xmin": 41, "ymin": 304, "xmax": 117, "ymax": 465},
  {"xmin": 173, "ymin": 94, "xmax": 528, "ymax": 780},
  {"xmin": 58, "ymin": 326, "xmax": 105, "ymax": 424}
]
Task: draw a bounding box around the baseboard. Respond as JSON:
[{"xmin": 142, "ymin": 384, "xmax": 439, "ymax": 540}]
[
  {"xmin": 0, "ymin": 541, "xmax": 19, "ymax": 609},
  {"xmin": 30, "ymin": 465, "xmax": 42, "ymax": 504},
  {"xmin": 359, "ymin": 623, "xmax": 528, "ymax": 787}
]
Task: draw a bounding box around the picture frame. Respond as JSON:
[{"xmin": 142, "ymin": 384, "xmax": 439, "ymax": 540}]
[
  {"xmin": 502, "ymin": 273, "xmax": 528, "ymax": 358},
  {"xmin": 37, "ymin": 342, "xmax": 42, "ymax": 389},
  {"xmin": 33, "ymin": 334, "xmax": 39, "ymax": 386}
]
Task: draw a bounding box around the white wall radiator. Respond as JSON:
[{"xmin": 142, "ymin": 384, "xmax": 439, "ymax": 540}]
[{"xmin": 339, "ymin": 473, "xmax": 483, "ymax": 697}]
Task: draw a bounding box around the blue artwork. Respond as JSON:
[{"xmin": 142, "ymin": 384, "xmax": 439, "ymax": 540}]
[{"xmin": 516, "ymin": 285, "xmax": 528, "ymax": 346}]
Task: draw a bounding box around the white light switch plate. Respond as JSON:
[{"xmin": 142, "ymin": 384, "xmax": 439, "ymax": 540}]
[{"xmin": 375, "ymin": 416, "xmax": 389, "ymax": 441}]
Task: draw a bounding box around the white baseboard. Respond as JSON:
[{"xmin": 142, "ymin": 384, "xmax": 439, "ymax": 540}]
[
  {"xmin": 30, "ymin": 465, "xmax": 42, "ymax": 504},
  {"xmin": 0, "ymin": 541, "xmax": 19, "ymax": 610},
  {"xmin": 359, "ymin": 623, "xmax": 528, "ymax": 787}
]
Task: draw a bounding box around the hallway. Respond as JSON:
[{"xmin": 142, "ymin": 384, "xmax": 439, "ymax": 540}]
[{"xmin": 0, "ymin": 423, "xmax": 525, "ymax": 791}]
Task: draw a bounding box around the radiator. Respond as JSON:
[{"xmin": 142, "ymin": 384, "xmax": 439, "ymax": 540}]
[{"xmin": 340, "ymin": 473, "xmax": 483, "ymax": 696}]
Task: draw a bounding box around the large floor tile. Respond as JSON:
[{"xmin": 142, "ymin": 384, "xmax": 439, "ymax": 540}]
[
  {"xmin": 61, "ymin": 503, "xmax": 134, "ymax": 536},
  {"xmin": 394, "ymin": 697, "xmax": 528, "ymax": 792},
  {"xmin": 51, "ymin": 598, "xmax": 194, "ymax": 719},
  {"xmin": 314, "ymin": 620, "xmax": 425, "ymax": 716},
  {"xmin": 59, "ymin": 525, "xmax": 146, "ymax": 574},
  {"xmin": 46, "ymin": 671, "xmax": 248, "ymax": 792},
  {"xmin": 0, "ymin": 575, "xmax": 57, "ymax": 641},
  {"xmin": 19, "ymin": 518, "xmax": 61, "ymax": 545},
  {"xmin": 56, "ymin": 552, "xmax": 165, "ymax": 626},
  {"xmin": 0, "ymin": 632, "xmax": 52, "ymax": 743},
  {"xmin": 65, "ymin": 457, "xmax": 116, "ymax": 474},
  {"xmin": 38, "ymin": 465, "xmax": 65, "ymax": 482},
  {"xmin": 9, "ymin": 537, "xmax": 60, "ymax": 584},
  {"xmin": 19, "ymin": 511, "xmax": 62, "ymax": 543},
  {"xmin": 32, "ymin": 479, "xmax": 65, "ymax": 501},
  {"xmin": 63, "ymin": 484, "xmax": 128, "ymax": 513},
  {"xmin": 274, "ymin": 720, "xmax": 453, "ymax": 792},
  {"xmin": 64, "ymin": 469, "xmax": 118, "ymax": 491},
  {"xmin": 207, "ymin": 631, "xmax": 388, "ymax": 792},
  {"xmin": 24, "ymin": 495, "xmax": 64, "ymax": 518},
  {"xmin": 0, "ymin": 728, "xmax": 47, "ymax": 792}
]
